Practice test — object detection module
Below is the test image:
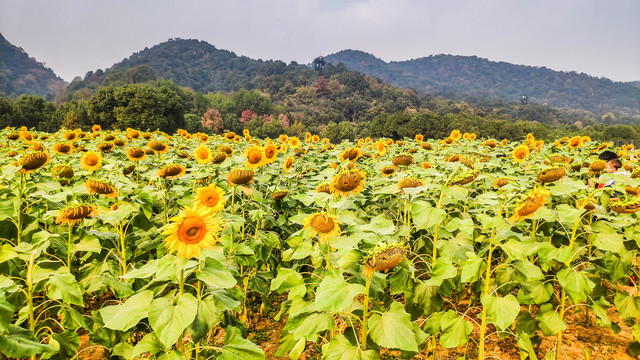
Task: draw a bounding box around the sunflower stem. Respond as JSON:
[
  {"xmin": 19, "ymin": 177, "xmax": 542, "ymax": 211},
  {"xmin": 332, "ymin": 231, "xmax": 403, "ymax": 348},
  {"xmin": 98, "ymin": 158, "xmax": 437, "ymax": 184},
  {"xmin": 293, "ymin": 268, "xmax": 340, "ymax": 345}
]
[
  {"xmin": 118, "ymin": 223, "xmax": 127, "ymax": 276},
  {"xmin": 478, "ymin": 228, "xmax": 496, "ymax": 360},
  {"xmin": 67, "ymin": 225, "xmax": 73, "ymax": 272},
  {"xmin": 16, "ymin": 172, "xmax": 26, "ymax": 245},
  {"xmin": 361, "ymin": 274, "xmax": 372, "ymax": 351}
]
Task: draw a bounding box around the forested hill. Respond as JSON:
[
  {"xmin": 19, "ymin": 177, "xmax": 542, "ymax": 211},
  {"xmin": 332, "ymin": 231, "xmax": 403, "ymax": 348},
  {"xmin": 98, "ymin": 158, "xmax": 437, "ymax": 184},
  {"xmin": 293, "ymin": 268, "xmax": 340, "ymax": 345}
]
[
  {"xmin": 324, "ymin": 50, "xmax": 640, "ymax": 117},
  {"xmin": 0, "ymin": 33, "xmax": 66, "ymax": 98}
]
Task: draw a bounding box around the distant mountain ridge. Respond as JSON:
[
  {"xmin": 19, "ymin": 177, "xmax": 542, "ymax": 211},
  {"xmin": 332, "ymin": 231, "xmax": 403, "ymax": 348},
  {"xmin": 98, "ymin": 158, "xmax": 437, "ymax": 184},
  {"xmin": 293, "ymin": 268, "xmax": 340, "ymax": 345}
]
[
  {"xmin": 0, "ymin": 33, "xmax": 66, "ymax": 98},
  {"xmin": 324, "ymin": 50, "xmax": 640, "ymax": 117}
]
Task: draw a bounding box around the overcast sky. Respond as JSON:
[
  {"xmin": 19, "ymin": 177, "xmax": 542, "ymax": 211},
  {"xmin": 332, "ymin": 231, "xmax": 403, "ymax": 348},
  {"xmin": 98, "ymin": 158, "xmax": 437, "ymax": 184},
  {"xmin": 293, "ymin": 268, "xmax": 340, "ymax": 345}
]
[{"xmin": 1, "ymin": 0, "xmax": 639, "ymax": 83}]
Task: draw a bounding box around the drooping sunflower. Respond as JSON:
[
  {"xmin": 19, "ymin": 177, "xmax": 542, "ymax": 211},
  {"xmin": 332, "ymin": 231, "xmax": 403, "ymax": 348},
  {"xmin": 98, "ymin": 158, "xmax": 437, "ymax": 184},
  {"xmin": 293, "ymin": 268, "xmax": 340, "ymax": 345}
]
[
  {"xmin": 148, "ymin": 141, "xmax": 169, "ymax": 154},
  {"xmin": 263, "ymin": 143, "xmax": 279, "ymax": 164},
  {"xmin": 537, "ymin": 166, "xmax": 566, "ymax": 183},
  {"xmin": 56, "ymin": 204, "xmax": 97, "ymax": 226},
  {"xmin": 18, "ymin": 152, "xmax": 50, "ymax": 173},
  {"xmin": 53, "ymin": 165, "xmax": 74, "ymax": 185},
  {"xmin": 512, "ymin": 144, "xmax": 530, "ymax": 163},
  {"xmin": 218, "ymin": 145, "xmax": 234, "ymax": 155},
  {"xmin": 303, "ymin": 212, "xmax": 340, "ymax": 241},
  {"xmin": 392, "ymin": 155, "xmax": 414, "ymax": 167},
  {"xmin": 316, "ymin": 184, "xmax": 331, "ymax": 194},
  {"xmin": 123, "ymin": 164, "xmax": 136, "ymax": 175},
  {"xmin": 483, "ymin": 139, "xmax": 497, "ymax": 148},
  {"xmin": 193, "ymin": 145, "xmax": 213, "ymax": 164},
  {"xmin": 199, "ymin": 133, "xmax": 209, "ymax": 142},
  {"xmin": 113, "ymin": 139, "xmax": 126, "ymax": 147},
  {"xmin": 283, "ymin": 156, "xmax": 294, "ymax": 173},
  {"xmin": 288, "ymin": 137, "xmax": 301, "ymax": 149},
  {"xmin": 419, "ymin": 142, "xmax": 432, "ymax": 150},
  {"xmin": 272, "ymin": 190, "xmax": 288, "ymax": 200},
  {"xmin": 362, "ymin": 242, "xmax": 405, "ymax": 278},
  {"xmin": 158, "ymin": 164, "xmax": 186, "ymax": 179},
  {"xmin": 493, "ymin": 177, "xmax": 511, "ymax": 189},
  {"xmin": 63, "ymin": 131, "xmax": 77, "ymax": 141},
  {"xmin": 224, "ymin": 132, "xmax": 236, "ymax": 140},
  {"xmin": 212, "ymin": 152, "xmax": 227, "ymax": 164},
  {"xmin": 421, "ymin": 162, "xmax": 432, "ymax": 169},
  {"xmin": 330, "ymin": 168, "xmax": 366, "ymax": 197},
  {"xmin": 398, "ymin": 178, "xmax": 424, "ymax": 191},
  {"xmin": 243, "ymin": 145, "xmax": 265, "ymax": 169},
  {"xmin": 127, "ymin": 147, "xmax": 146, "ymax": 162},
  {"xmin": 609, "ymin": 199, "xmax": 640, "ymax": 214},
  {"xmin": 589, "ymin": 160, "xmax": 606, "ymax": 173},
  {"xmin": 340, "ymin": 148, "xmax": 362, "ymax": 162},
  {"xmin": 509, "ymin": 188, "xmax": 551, "ymax": 222},
  {"xmin": 96, "ymin": 142, "xmax": 114, "ymax": 153},
  {"xmin": 227, "ymin": 169, "xmax": 254, "ymax": 186},
  {"xmin": 52, "ymin": 142, "xmax": 73, "ymax": 155},
  {"xmin": 195, "ymin": 184, "xmax": 226, "ymax": 212},
  {"xmin": 85, "ymin": 179, "xmax": 118, "ymax": 198},
  {"xmin": 126, "ymin": 130, "xmax": 141, "ymax": 140},
  {"xmin": 162, "ymin": 205, "xmax": 222, "ymax": 259},
  {"xmin": 103, "ymin": 134, "xmax": 116, "ymax": 141},
  {"xmin": 80, "ymin": 152, "xmax": 103, "ymax": 171},
  {"xmin": 381, "ymin": 166, "xmax": 396, "ymax": 177},
  {"xmin": 7, "ymin": 132, "xmax": 20, "ymax": 141}
]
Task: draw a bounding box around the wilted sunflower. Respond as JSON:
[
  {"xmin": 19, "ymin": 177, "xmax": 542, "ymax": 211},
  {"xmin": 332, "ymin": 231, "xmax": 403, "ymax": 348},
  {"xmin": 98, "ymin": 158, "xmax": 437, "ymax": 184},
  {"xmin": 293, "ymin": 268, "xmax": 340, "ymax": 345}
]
[
  {"xmin": 85, "ymin": 179, "xmax": 118, "ymax": 198},
  {"xmin": 96, "ymin": 142, "xmax": 114, "ymax": 153},
  {"xmin": 509, "ymin": 188, "xmax": 551, "ymax": 222},
  {"xmin": 626, "ymin": 186, "xmax": 640, "ymax": 197},
  {"xmin": 448, "ymin": 170, "xmax": 480, "ymax": 186},
  {"xmin": 272, "ymin": 190, "xmax": 288, "ymax": 200},
  {"xmin": 244, "ymin": 145, "xmax": 265, "ymax": 169},
  {"xmin": 126, "ymin": 130, "xmax": 141, "ymax": 140},
  {"xmin": 362, "ymin": 242, "xmax": 406, "ymax": 277},
  {"xmin": 103, "ymin": 134, "xmax": 116, "ymax": 141},
  {"xmin": 392, "ymin": 155, "xmax": 414, "ymax": 167},
  {"xmin": 264, "ymin": 143, "xmax": 279, "ymax": 164},
  {"xmin": 158, "ymin": 164, "xmax": 186, "ymax": 179},
  {"xmin": 330, "ymin": 168, "xmax": 366, "ymax": 197},
  {"xmin": 53, "ymin": 165, "xmax": 74, "ymax": 185},
  {"xmin": 512, "ymin": 144, "xmax": 530, "ymax": 163},
  {"xmin": 218, "ymin": 145, "xmax": 234, "ymax": 155},
  {"xmin": 19, "ymin": 130, "xmax": 33, "ymax": 141},
  {"xmin": 195, "ymin": 184, "xmax": 226, "ymax": 212},
  {"xmin": 224, "ymin": 132, "xmax": 236, "ymax": 140},
  {"xmin": 7, "ymin": 133, "xmax": 20, "ymax": 141},
  {"xmin": 126, "ymin": 147, "xmax": 146, "ymax": 162},
  {"xmin": 212, "ymin": 152, "xmax": 227, "ymax": 164},
  {"xmin": 289, "ymin": 137, "xmax": 301, "ymax": 149},
  {"xmin": 398, "ymin": 177, "xmax": 424, "ymax": 191},
  {"xmin": 303, "ymin": 212, "xmax": 340, "ymax": 241},
  {"xmin": 494, "ymin": 177, "xmax": 511, "ymax": 189},
  {"xmin": 113, "ymin": 139, "xmax": 126, "ymax": 147},
  {"xmin": 56, "ymin": 204, "xmax": 97, "ymax": 226},
  {"xmin": 227, "ymin": 169, "xmax": 254, "ymax": 186},
  {"xmin": 421, "ymin": 162, "xmax": 432, "ymax": 169},
  {"xmin": 162, "ymin": 205, "xmax": 222, "ymax": 259},
  {"xmin": 537, "ymin": 166, "xmax": 566, "ymax": 183},
  {"xmin": 419, "ymin": 142, "xmax": 432, "ymax": 150},
  {"xmin": 63, "ymin": 131, "xmax": 77, "ymax": 141},
  {"xmin": 123, "ymin": 164, "xmax": 136, "ymax": 175},
  {"xmin": 483, "ymin": 139, "xmax": 497, "ymax": 148},
  {"xmin": 18, "ymin": 152, "xmax": 50, "ymax": 173},
  {"xmin": 193, "ymin": 145, "xmax": 213, "ymax": 164},
  {"xmin": 568, "ymin": 136, "xmax": 583, "ymax": 150},
  {"xmin": 589, "ymin": 160, "xmax": 606, "ymax": 173},
  {"xmin": 609, "ymin": 199, "xmax": 640, "ymax": 214},
  {"xmin": 52, "ymin": 142, "xmax": 73, "ymax": 155},
  {"xmin": 340, "ymin": 148, "xmax": 362, "ymax": 162},
  {"xmin": 381, "ymin": 166, "xmax": 396, "ymax": 177},
  {"xmin": 283, "ymin": 156, "xmax": 294, "ymax": 173},
  {"xmin": 80, "ymin": 152, "xmax": 102, "ymax": 171},
  {"xmin": 148, "ymin": 141, "xmax": 169, "ymax": 154}
]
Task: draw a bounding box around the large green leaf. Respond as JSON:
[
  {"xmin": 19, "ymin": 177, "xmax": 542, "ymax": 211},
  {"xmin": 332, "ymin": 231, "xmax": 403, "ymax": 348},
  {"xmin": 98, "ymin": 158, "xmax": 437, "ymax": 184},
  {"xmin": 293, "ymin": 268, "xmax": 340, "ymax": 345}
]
[
  {"xmin": 439, "ymin": 310, "xmax": 472, "ymax": 348},
  {"xmin": 411, "ymin": 201, "xmax": 446, "ymax": 231},
  {"xmin": 537, "ymin": 306, "xmax": 566, "ymax": 336},
  {"xmin": 218, "ymin": 326, "xmax": 265, "ymax": 360},
  {"xmin": 286, "ymin": 312, "xmax": 334, "ymax": 340},
  {"xmin": 190, "ymin": 295, "xmax": 224, "ymax": 344},
  {"xmin": 149, "ymin": 293, "xmax": 199, "ymax": 347},
  {"xmin": 614, "ymin": 291, "xmax": 640, "ymax": 319},
  {"xmin": 99, "ymin": 290, "xmax": 154, "ymax": 331},
  {"xmin": 132, "ymin": 333, "xmax": 164, "ymax": 359},
  {"xmin": 43, "ymin": 330, "xmax": 80, "ymax": 360},
  {"xmin": 591, "ymin": 221, "xmax": 624, "ymax": 254},
  {"xmin": 322, "ymin": 334, "xmax": 379, "ymax": 360},
  {"xmin": 557, "ymin": 268, "xmax": 595, "ymax": 304},
  {"xmin": 314, "ymin": 270, "xmax": 365, "ymax": 312},
  {"xmin": 481, "ymin": 294, "xmax": 520, "ymax": 331},
  {"xmin": 368, "ymin": 301, "xmax": 419, "ymax": 352},
  {"xmin": 270, "ymin": 267, "xmax": 304, "ymax": 294},
  {"xmin": 0, "ymin": 325, "xmax": 56, "ymax": 358},
  {"xmin": 46, "ymin": 270, "xmax": 83, "ymax": 306},
  {"xmin": 424, "ymin": 258, "xmax": 457, "ymax": 286},
  {"xmin": 0, "ymin": 298, "xmax": 15, "ymax": 333},
  {"xmin": 409, "ymin": 281, "xmax": 442, "ymax": 316},
  {"xmin": 460, "ymin": 253, "xmax": 483, "ymax": 283},
  {"xmin": 197, "ymin": 257, "xmax": 237, "ymax": 289}
]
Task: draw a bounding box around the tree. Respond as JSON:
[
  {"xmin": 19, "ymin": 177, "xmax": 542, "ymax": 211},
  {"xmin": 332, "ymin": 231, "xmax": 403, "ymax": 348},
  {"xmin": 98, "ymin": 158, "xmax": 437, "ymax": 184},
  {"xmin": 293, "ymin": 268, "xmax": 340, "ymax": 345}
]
[
  {"xmin": 14, "ymin": 95, "xmax": 56, "ymax": 130},
  {"xmin": 315, "ymin": 76, "xmax": 330, "ymax": 97},
  {"xmin": 200, "ymin": 108, "xmax": 224, "ymax": 134}
]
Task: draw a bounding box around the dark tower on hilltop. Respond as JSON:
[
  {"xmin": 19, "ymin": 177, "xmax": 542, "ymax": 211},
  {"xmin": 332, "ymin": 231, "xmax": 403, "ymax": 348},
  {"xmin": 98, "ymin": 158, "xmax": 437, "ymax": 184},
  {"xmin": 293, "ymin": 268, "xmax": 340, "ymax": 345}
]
[{"xmin": 313, "ymin": 56, "xmax": 326, "ymax": 75}]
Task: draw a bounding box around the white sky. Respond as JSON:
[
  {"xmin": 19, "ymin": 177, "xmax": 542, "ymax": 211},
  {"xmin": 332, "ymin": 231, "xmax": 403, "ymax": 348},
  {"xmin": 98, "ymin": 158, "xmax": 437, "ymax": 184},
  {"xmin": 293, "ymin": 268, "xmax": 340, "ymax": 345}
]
[{"xmin": 1, "ymin": 0, "xmax": 639, "ymax": 83}]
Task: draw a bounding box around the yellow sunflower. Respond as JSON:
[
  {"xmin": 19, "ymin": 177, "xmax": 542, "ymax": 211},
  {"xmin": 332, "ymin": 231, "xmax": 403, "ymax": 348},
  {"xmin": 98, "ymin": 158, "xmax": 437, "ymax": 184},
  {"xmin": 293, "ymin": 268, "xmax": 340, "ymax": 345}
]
[
  {"xmin": 80, "ymin": 152, "xmax": 103, "ymax": 171},
  {"xmin": 85, "ymin": 179, "xmax": 118, "ymax": 198},
  {"xmin": 162, "ymin": 205, "xmax": 222, "ymax": 259},
  {"xmin": 509, "ymin": 188, "xmax": 551, "ymax": 222},
  {"xmin": 330, "ymin": 169, "xmax": 366, "ymax": 197},
  {"xmin": 18, "ymin": 152, "xmax": 50, "ymax": 173},
  {"xmin": 568, "ymin": 136, "xmax": 582, "ymax": 150},
  {"xmin": 148, "ymin": 141, "xmax": 169, "ymax": 154},
  {"xmin": 311, "ymin": 135, "xmax": 320, "ymax": 143},
  {"xmin": 224, "ymin": 132, "xmax": 236, "ymax": 140},
  {"xmin": 264, "ymin": 143, "xmax": 279, "ymax": 164},
  {"xmin": 512, "ymin": 144, "xmax": 530, "ymax": 163},
  {"xmin": 243, "ymin": 145, "xmax": 265, "ymax": 169},
  {"xmin": 158, "ymin": 164, "xmax": 186, "ymax": 179},
  {"xmin": 303, "ymin": 212, "xmax": 340, "ymax": 241},
  {"xmin": 289, "ymin": 137, "xmax": 301, "ymax": 149},
  {"xmin": 279, "ymin": 134, "xmax": 288, "ymax": 143},
  {"xmin": 91, "ymin": 125, "xmax": 101, "ymax": 132},
  {"xmin": 127, "ymin": 147, "xmax": 146, "ymax": 162},
  {"xmin": 56, "ymin": 205, "xmax": 97, "ymax": 226},
  {"xmin": 415, "ymin": 134, "xmax": 424, "ymax": 142},
  {"xmin": 193, "ymin": 145, "xmax": 213, "ymax": 164},
  {"xmin": 283, "ymin": 156, "xmax": 294, "ymax": 173},
  {"xmin": 195, "ymin": 184, "xmax": 226, "ymax": 213},
  {"xmin": 450, "ymin": 130, "xmax": 462, "ymax": 142}
]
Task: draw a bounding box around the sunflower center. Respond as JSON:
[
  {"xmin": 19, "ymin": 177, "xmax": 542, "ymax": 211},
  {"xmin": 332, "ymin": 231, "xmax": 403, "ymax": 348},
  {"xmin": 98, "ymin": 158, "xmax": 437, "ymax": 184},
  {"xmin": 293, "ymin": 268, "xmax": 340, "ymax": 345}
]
[
  {"xmin": 195, "ymin": 149, "xmax": 208, "ymax": 159},
  {"xmin": 86, "ymin": 155, "xmax": 99, "ymax": 166},
  {"xmin": 177, "ymin": 217, "xmax": 207, "ymax": 244},
  {"xmin": 311, "ymin": 215, "xmax": 334, "ymax": 233},
  {"xmin": 204, "ymin": 192, "xmax": 219, "ymax": 206}
]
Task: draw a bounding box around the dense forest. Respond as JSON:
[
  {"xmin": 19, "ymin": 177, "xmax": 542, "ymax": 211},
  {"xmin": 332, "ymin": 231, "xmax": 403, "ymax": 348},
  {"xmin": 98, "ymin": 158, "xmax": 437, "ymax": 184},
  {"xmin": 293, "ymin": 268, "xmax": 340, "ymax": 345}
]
[
  {"xmin": 0, "ymin": 33, "xmax": 66, "ymax": 98},
  {"xmin": 325, "ymin": 50, "xmax": 640, "ymax": 120}
]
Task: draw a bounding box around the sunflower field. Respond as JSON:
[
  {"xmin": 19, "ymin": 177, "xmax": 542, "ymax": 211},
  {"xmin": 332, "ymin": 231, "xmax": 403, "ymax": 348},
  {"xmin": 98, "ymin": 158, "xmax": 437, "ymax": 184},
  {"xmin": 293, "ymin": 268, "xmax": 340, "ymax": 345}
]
[{"xmin": 0, "ymin": 126, "xmax": 639, "ymax": 360}]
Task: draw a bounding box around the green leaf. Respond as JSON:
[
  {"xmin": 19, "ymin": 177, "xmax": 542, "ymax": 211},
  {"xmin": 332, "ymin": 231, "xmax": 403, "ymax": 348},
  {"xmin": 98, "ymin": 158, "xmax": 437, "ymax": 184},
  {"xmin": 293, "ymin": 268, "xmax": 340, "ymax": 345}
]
[
  {"xmin": 0, "ymin": 298, "xmax": 15, "ymax": 333},
  {"xmin": 591, "ymin": 222, "xmax": 624, "ymax": 254},
  {"xmin": 538, "ymin": 307, "xmax": 566, "ymax": 336},
  {"xmin": 46, "ymin": 270, "xmax": 83, "ymax": 306},
  {"xmin": 460, "ymin": 254, "xmax": 483, "ymax": 283},
  {"xmin": 132, "ymin": 333, "xmax": 164, "ymax": 358},
  {"xmin": 314, "ymin": 270, "xmax": 365, "ymax": 312},
  {"xmin": 557, "ymin": 268, "xmax": 595, "ymax": 304},
  {"xmin": 100, "ymin": 290, "xmax": 154, "ymax": 331},
  {"xmin": 0, "ymin": 325, "xmax": 56, "ymax": 358},
  {"xmin": 47, "ymin": 330, "xmax": 80, "ymax": 360},
  {"xmin": 439, "ymin": 310, "xmax": 473, "ymax": 348},
  {"xmin": 322, "ymin": 334, "xmax": 379, "ymax": 360},
  {"xmin": 424, "ymin": 258, "xmax": 457, "ymax": 286},
  {"xmin": 71, "ymin": 235, "xmax": 102, "ymax": 254},
  {"xmin": 97, "ymin": 202, "xmax": 138, "ymax": 225},
  {"xmin": 411, "ymin": 201, "xmax": 446, "ymax": 231},
  {"xmin": 286, "ymin": 312, "xmax": 334, "ymax": 340},
  {"xmin": 219, "ymin": 326, "xmax": 265, "ymax": 360},
  {"xmin": 614, "ymin": 291, "xmax": 640, "ymax": 319},
  {"xmin": 190, "ymin": 295, "xmax": 223, "ymax": 344},
  {"xmin": 270, "ymin": 268, "xmax": 304, "ymax": 293},
  {"xmin": 368, "ymin": 302, "xmax": 419, "ymax": 352},
  {"xmin": 0, "ymin": 244, "xmax": 18, "ymax": 264},
  {"xmin": 481, "ymin": 294, "xmax": 520, "ymax": 331},
  {"xmin": 513, "ymin": 259, "xmax": 544, "ymax": 282},
  {"xmin": 149, "ymin": 293, "xmax": 199, "ymax": 347},
  {"xmin": 288, "ymin": 337, "xmax": 306, "ymax": 360},
  {"xmin": 197, "ymin": 257, "xmax": 237, "ymax": 289},
  {"xmin": 409, "ymin": 281, "xmax": 442, "ymax": 316}
]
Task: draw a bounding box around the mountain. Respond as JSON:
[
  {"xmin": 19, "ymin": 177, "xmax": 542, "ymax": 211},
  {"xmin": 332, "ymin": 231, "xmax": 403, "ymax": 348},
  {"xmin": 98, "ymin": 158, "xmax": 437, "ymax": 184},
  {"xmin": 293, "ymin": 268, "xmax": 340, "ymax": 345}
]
[
  {"xmin": 0, "ymin": 33, "xmax": 66, "ymax": 98},
  {"xmin": 324, "ymin": 50, "xmax": 640, "ymax": 117}
]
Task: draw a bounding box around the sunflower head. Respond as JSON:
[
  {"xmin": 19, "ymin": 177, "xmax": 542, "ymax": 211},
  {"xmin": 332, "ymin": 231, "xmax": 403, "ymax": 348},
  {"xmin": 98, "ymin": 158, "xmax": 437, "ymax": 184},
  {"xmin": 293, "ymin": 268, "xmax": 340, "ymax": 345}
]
[
  {"xmin": 243, "ymin": 145, "xmax": 265, "ymax": 168},
  {"xmin": 158, "ymin": 164, "xmax": 186, "ymax": 179},
  {"xmin": 85, "ymin": 179, "xmax": 118, "ymax": 198},
  {"xmin": 7, "ymin": 133, "xmax": 20, "ymax": 141},
  {"xmin": 493, "ymin": 177, "xmax": 511, "ymax": 189},
  {"xmin": 227, "ymin": 169, "xmax": 254, "ymax": 186},
  {"xmin": 316, "ymin": 184, "xmax": 331, "ymax": 194},
  {"xmin": 91, "ymin": 124, "xmax": 101, "ymax": 132},
  {"xmin": 509, "ymin": 188, "xmax": 551, "ymax": 222},
  {"xmin": 589, "ymin": 160, "xmax": 606, "ymax": 173},
  {"xmin": 568, "ymin": 136, "xmax": 582, "ymax": 149},
  {"xmin": 56, "ymin": 204, "xmax": 97, "ymax": 226},
  {"xmin": 537, "ymin": 166, "xmax": 566, "ymax": 183},
  {"xmin": 196, "ymin": 184, "xmax": 226, "ymax": 212},
  {"xmin": 340, "ymin": 148, "xmax": 361, "ymax": 162},
  {"xmin": 264, "ymin": 144, "xmax": 279, "ymax": 163},
  {"xmin": 609, "ymin": 199, "xmax": 640, "ymax": 214},
  {"xmin": 450, "ymin": 130, "xmax": 462, "ymax": 141},
  {"xmin": 126, "ymin": 147, "xmax": 146, "ymax": 162},
  {"xmin": 80, "ymin": 152, "xmax": 102, "ymax": 171},
  {"xmin": 420, "ymin": 162, "xmax": 432, "ymax": 169},
  {"xmin": 512, "ymin": 144, "xmax": 530, "ymax": 163},
  {"xmin": 272, "ymin": 190, "xmax": 288, "ymax": 201},
  {"xmin": 225, "ymin": 132, "xmax": 236, "ymax": 140},
  {"xmin": 63, "ymin": 131, "xmax": 77, "ymax": 141},
  {"xmin": 19, "ymin": 152, "xmax": 50, "ymax": 173},
  {"xmin": 148, "ymin": 141, "xmax": 169, "ymax": 153},
  {"xmin": 53, "ymin": 165, "xmax": 74, "ymax": 185},
  {"xmin": 392, "ymin": 155, "xmax": 414, "ymax": 167},
  {"xmin": 193, "ymin": 145, "xmax": 213, "ymax": 164},
  {"xmin": 288, "ymin": 137, "xmax": 301, "ymax": 149},
  {"xmin": 283, "ymin": 156, "xmax": 294, "ymax": 173},
  {"xmin": 483, "ymin": 139, "xmax": 497, "ymax": 149},
  {"xmin": 123, "ymin": 164, "xmax": 136, "ymax": 176},
  {"xmin": 419, "ymin": 142, "xmax": 432, "ymax": 150},
  {"xmin": 381, "ymin": 166, "xmax": 396, "ymax": 177},
  {"xmin": 303, "ymin": 212, "xmax": 340, "ymax": 241},
  {"xmin": 398, "ymin": 177, "xmax": 423, "ymax": 191},
  {"xmin": 448, "ymin": 170, "xmax": 480, "ymax": 186},
  {"xmin": 162, "ymin": 205, "xmax": 222, "ymax": 258},
  {"xmin": 362, "ymin": 242, "xmax": 406, "ymax": 277},
  {"xmin": 625, "ymin": 186, "xmax": 640, "ymax": 197},
  {"xmin": 330, "ymin": 169, "xmax": 366, "ymax": 197}
]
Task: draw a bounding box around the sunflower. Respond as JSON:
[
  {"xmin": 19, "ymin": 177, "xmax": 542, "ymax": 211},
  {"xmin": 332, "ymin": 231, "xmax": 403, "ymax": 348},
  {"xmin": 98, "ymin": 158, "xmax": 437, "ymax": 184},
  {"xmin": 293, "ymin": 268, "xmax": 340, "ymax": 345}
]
[
  {"xmin": 283, "ymin": 156, "xmax": 294, "ymax": 173},
  {"xmin": 53, "ymin": 165, "xmax": 74, "ymax": 185},
  {"xmin": 162, "ymin": 205, "xmax": 222, "ymax": 259},
  {"xmin": 494, "ymin": 177, "xmax": 511, "ymax": 189},
  {"xmin": 330, "ymin": 169, "xmax": 366, "ymax": 197},
  {"xmin": 20, "ymin": 130, "xmax": 33, "ymax": 141},
  {"xmin": 463, "ymin": 133, "xmax": 469, "ymax": 140},
  {"xmin": 196, "ymin": 184, "xmax": 226, "ymax": 212},
  {"xmin": 303, "ymin": 212, "xmax": 340, "ymax": 241},
  {"xmin": 148, "ymin": 141, "xmax": 169, "ymax": 154},
  {"xmin": 63, "ymin": 131, "xmax": 77, "ymax": 141},
  {"xmin": 398, "ymin": 178, "xmax": 423, "ymax": 191},
  {"xmin": 18, "ymin": 152, "xmax": 50, "ymax": 173},
  {"xmin": 279, "ymin": 134, "xmax": 288, "ymax": 143},
  {"xmin": 419, "ymin": 142, "xmax": 432, "ymax": 150},
  {"xmin": 199, "ymin": 133, "xmax": 209, "ymax": 142},
  {"xmin": 224, "ymin": 132, "xmax": 236, "ymax": 140},
  {"xmin": 340, "ymin": 148, "xmax": 361, "ymax": 162},
  {"xmin": 469, "ymin": 133, "xmax": 477, "ymax": 141},
  {"xmin": 91, "ymin": 124, "xmax": 101, "ymax": 132},
  {"xmin": 392, "ymin": 155, "xmax": 414, "ymax": 167},
  {"xmin": 113, "ymin": 139, "xmax": 126, "ymax": 147},
  {"xmin": 193, "ymin": 145, "xmax": 213, "ymax": 164},
  {"xmin": 123, "ymin": 164, "xmax": 136, "ymax": 176},
  {"xmin": 272, "ymin": 190, "xmax": 288, "ymax": 200},
  {"xmin": 500, "ymin": 139, "xmax": 508, "ymax": 146},
  {"xmin": 56, "ymin": 205, "xmax": 97, "ymax": 226},
  {"xmin": 212, "ymin": 152, "xmax": 227, "ymax": 164},
  {"xmin": 7, "ymin": 133, "xmax": 20, "ymax": 141},
  {"xmin": 218, "ymin": 145, "xmax": 234, "ymax": 155},
  {"xmin": 375, "ymin": 141, "xmax": 387, "ymax": 156},
  {"xmin": 537, "ymin": 166, "xmax": 566, "ymax": 183},
  {"xmin": 97, "ymin": 142, "xmax": 114, "ymax": 153},
  {"xmin": 381, "ymin": 166, "xmax": 396, "ymax": 177},
  {"xmin": 415, "ymin": 134, "xmax": 424, "ymax": 142},
  {"xmin": 52, "ymin": 142, "xmax": 73, "ymax": 155},
  {"xmin": 421, "ymin": 162, "xmax": 432, "ymax": 169},
  {"xmin": 127, "ymin": 147, "xmax": 146, "ymax": 162},
  {"xmin": 158, "ymin": 164, "xmax": 186, "ymax": 179},
  {"xmin": 512, "ymin": 144, "xmax": 530, "ymax": 163},
  {"xmin": 126, "ymin": 130, "xmax": 140, "ymax": 140},
  {"xmin": 526, "ymin": 133, "xmax": 535, "ymax": 145},
  {"xmin": 450, "ymin": 130, "xmax": 462, "ymax": 142},
  {"xmin": 227, "ymin": 169, "xmax": 254, "ymax": 186},
  {"xmin": 316, "ymin": 184, "xmax": 331, "ymax": 194},
  {"xmin": 609, "ymin": 199, "xmax": 640, "ymax": 214},
  {"xmin": 80, "ymin": 152, "xmax": 103, "ymax": 171},
  {"xmin": 568, "ymin": 136, "xmax": 582, "ymax": 150},
  {"xmin": 483, "ymin": 139, "xmax": 497, "ymax": 148},
  {"xmin": 85, "ymin": 179, "xmax": 118, "ymax": 198},
  {"xmin": 289, "ymin": 137, "xmax": 301, "ymax": 149},
  {"xmin": 581, "ymin": 136, "xmax": 591, "ymax": 143},
  {"xmin": 243, "ymin": 145, "xmax": 265, "ymax": 169},
  {"xmin": 264, "ymin": 143, "xmax": 279, "ymax": 164},
  {"xmin": 311, "ymin": 135, "xmax": 320, "ymax": 143},
  {"xmin": 509, "ymin": 188, "xmax": 551, "ymax": 222},
  {"xmin": 362, "ymin": 242, "xmax": 405, "ymax": 277},
  {"xmin": 443, "ymin": 137, "xmax": 453, "ymax": 145}
]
